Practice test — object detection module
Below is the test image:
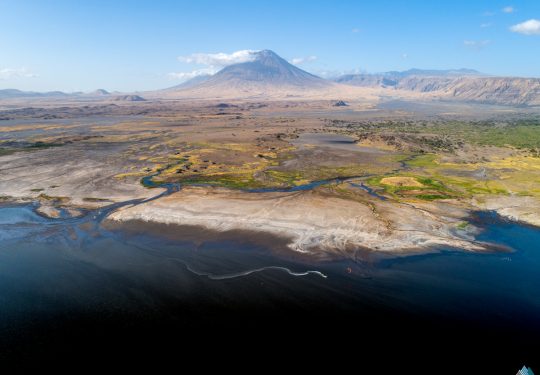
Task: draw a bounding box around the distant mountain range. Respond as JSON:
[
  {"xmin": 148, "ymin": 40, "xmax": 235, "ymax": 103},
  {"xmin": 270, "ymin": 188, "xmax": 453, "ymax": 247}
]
[
  {"xmin": 0, "ymin": 89, "xmax": 70, "ymax": 100},
  {"xmin": 2, "ymin": 50, "xmax": 540, "ymax": 106},
  {"xmin": 334, "ymin": 68, "xmax": 484, "ymax": 87},
  {"xmin": 0, "ymin": 88, "xmax": 146, "ymax": 102},
  {"xmin": 92, "ymin": 89, "xmax": 110, "ymax": 96},
  {"xmin": 334, "ymin": 70, "xmax": 540, "ymax": 106}
]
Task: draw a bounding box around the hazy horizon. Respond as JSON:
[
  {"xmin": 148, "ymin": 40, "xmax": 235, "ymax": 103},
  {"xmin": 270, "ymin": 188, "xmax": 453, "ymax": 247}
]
[
  {"xmin": 1, "ymin": 0, "xmax": 540, "ymax": 92},
  {"xmin": 0, "ymin": 53, "xmax": 497, "ymax": 94}
]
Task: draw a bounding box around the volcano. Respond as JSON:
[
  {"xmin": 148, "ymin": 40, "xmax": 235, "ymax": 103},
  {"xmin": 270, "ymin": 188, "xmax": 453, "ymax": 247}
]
[
  {"xmin": 163, "ymin": 50, "xmax": 335, "ymax": 98},
  {"xmin": 201, "ymin": 49, "xmax": 330, "ymax": 88}
]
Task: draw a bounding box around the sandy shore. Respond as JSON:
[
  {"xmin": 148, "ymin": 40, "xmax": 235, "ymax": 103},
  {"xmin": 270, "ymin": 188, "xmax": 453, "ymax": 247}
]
[{"xmin": 107, "ymin": 186, "xmax": 487, "ymax": 256}]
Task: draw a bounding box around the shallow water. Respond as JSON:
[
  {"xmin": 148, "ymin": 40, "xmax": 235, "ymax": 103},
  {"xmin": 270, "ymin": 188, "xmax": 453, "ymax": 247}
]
[{"xmin": 0, "ymin": 204, "xmax": 539, "ymax": 370}]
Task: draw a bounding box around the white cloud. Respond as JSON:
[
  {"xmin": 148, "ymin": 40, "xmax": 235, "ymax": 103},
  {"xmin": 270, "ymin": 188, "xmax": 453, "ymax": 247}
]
[
  {"xmin": 480, "ymin": 22, "xmax": 492, "ymax": 28},
  {"xmin": 172, "ymin": 50, "xmax": 260, "ymax": 81},
  {"xmin": 178, "ymin": 50, "xmax": 258, "ymax": 67},
  {"xmin": 502, "ymin": 6, "xmax": 515, "ymax": 13},
  {"xmin": 463, "ymin": 40, "xmax": 491, "ymax": 50},
  {"xmin": 483, "ymin": 11, "xmax": 495, "ymax": 16},
  {"xmin": 290, "ymin": 56, "xmax": 317, "ymax": 65},
  {"xmin": 171, "ymin": 50, "xmax": 261, "ymax": 81},
  {"xmin": 168, "ymin": 68, "xmax": 217, "ymax": 80},
  {"xmin": 351, "ymin": 28, "xmax": 360, "ymax": 33},
  {"xmin": 510, "ymin": 19, "xmax": 540, "ymax": 35},
  {"xmin": 0, "ymin": 67, "xmax": 36, "ymax": 80},
  {"xmin": 316, "ymin": 68, "xmax": 363, "ymax": 79}
]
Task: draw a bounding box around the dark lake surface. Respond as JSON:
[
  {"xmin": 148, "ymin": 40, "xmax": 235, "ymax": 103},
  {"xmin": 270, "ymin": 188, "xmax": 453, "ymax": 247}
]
[{"xmin": 0, "ymin": 204, "xmax": 539, "ymax": 372}]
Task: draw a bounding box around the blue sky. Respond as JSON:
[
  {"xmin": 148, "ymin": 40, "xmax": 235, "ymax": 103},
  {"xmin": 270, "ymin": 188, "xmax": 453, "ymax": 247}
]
[{"xmin": 1, "ymin": 0, "xmax": 539, "ymax": 92}]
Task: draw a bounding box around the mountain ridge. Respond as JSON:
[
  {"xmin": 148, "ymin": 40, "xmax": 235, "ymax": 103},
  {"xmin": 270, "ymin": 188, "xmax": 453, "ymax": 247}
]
[
  {"xmin": 0, "ymin": 89, "xmax": 70, "ymax": 100},
  {"xmin": 335, "ymin": 72, "xmax": 540, "ymax": 106}
]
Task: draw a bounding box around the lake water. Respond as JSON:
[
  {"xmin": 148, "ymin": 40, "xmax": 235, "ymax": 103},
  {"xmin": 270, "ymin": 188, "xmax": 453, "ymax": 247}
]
[{"xmin": 0, "ymin": 203, "xmax": 539, "ymax": 371}]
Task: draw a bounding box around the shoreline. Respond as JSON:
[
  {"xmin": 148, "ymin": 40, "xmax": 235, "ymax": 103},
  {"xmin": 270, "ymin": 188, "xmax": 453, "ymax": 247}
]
[
  {"xmin": 103, "ymin": 216, "xmax": 515, "ymax": 265},
  {"xmin": 2, "ymin": 186, "xmax": 533, "ymax": 259},
  {"xmin": 106, "ymin": 185, "xmax": 491, "ymax": 256}
]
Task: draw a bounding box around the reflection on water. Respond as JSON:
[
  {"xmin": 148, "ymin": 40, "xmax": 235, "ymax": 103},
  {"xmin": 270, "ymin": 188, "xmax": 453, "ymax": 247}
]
[{"xmin": 0, "ymin": 204, "xmax": 539, "ymax": 369}]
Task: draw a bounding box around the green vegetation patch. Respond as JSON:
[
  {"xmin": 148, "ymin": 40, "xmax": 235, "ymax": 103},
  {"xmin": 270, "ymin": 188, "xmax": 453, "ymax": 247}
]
[
  {"xmin": 414, "ymin": 194, "xmax": 453, "ymax": 201},
  {"xmin": 83, "ymin": 197, "xmax": 113, "ymax": 202},
  {"xmin": 456, "ymin": 221, "xmax": 469, "ymax": 230},
  {"xmin": 406, "ymin": 154, "xmax": 438, "ymax": 168},
  {"xmin": 367, "ymin": 174, "xmax": 455, "ymax": 201},
  {"xmin": 28, "ymin": 141, "xmax": 63, "ymax": 149},
  {"xmin": 431, "ymin": 175, "xmax": 509, "ymax": 196},
  {"xmin": 180, "ymin": 175, "xmax": 267, "ymax": 190},
  {"xmin": 0, "ymin": 141, "xmax": 64, "ymax": 157},
  {"xmin": 0, "ymin": 148, "xmax": 16, "ymax": 156},
  {"xmin": 331, "ymin": 118, "xmax": 540, "ymax": 154},
  {"xmin": 38, "ymin": 193, "xmax": 69, "ymax": 203}
]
